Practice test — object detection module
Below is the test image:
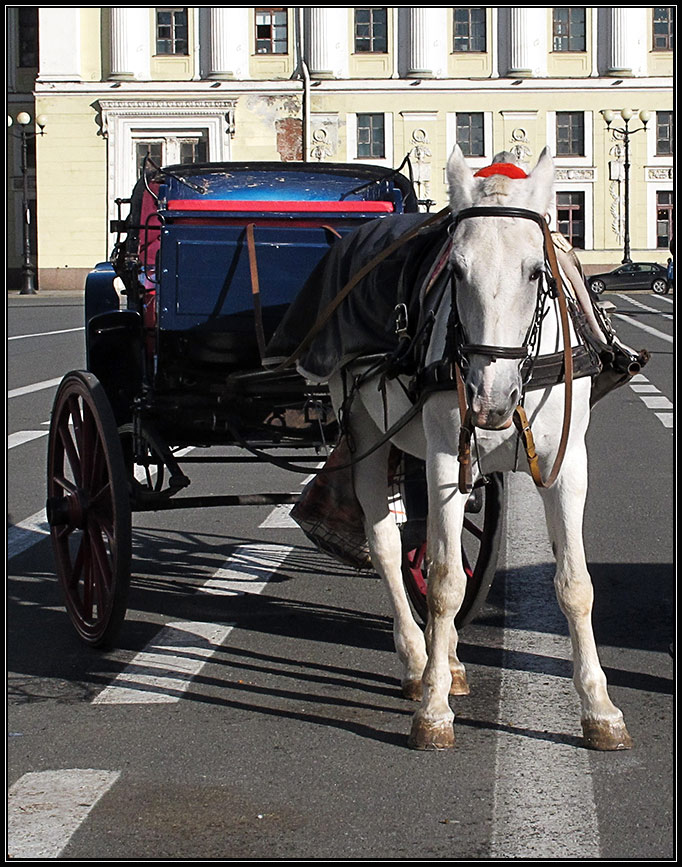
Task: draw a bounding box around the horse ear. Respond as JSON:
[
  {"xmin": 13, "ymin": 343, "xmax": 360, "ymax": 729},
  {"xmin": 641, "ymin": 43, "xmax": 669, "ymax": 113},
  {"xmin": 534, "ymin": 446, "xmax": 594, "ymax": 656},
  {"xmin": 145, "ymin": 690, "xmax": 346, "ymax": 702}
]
[
  {"xmin": 446, "ymin": 144, "xmax": 475, "ymax": 210},
  {"xmin": 525, "ymin": 147, "xmax": 555, "ymax": 213}
]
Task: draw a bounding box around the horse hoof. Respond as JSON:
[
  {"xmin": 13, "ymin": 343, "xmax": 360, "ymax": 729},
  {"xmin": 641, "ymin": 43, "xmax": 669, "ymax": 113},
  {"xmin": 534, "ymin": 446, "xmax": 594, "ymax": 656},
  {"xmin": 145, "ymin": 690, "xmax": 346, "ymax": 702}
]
[
  {"xmin": 582, "ymin": 719, "xmax": 634, "ymax": 751},
  {"xmin": 408, "ymin": 717, "xmax": 455, "ymax": 751},
  {"xmin": 401, "ymin": 679, "xmax": 422, "ymax": 701},
  {"xmin": 450, "ymin": 671, "xmax": 470, "ymax": 696}
]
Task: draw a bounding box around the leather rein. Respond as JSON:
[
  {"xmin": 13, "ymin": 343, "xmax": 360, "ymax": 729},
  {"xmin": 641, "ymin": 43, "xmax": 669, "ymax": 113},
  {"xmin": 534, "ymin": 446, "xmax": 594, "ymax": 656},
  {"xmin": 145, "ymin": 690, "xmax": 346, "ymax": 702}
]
[{"xmin": 446, "ymin": 206, "xmax": 574, "ymax": 492}]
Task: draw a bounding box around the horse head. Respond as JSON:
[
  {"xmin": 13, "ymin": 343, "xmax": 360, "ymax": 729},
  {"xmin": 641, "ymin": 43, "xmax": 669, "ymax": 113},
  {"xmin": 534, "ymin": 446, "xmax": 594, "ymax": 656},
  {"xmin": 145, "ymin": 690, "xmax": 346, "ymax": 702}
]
[{"xmin": 446, "ymin": 145, "xmax": 555, "ymax": 430}]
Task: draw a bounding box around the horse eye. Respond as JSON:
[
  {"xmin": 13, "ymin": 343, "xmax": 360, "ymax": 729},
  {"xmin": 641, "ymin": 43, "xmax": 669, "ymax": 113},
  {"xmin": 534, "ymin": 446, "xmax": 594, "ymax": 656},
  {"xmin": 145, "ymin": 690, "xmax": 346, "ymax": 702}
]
[{"xmin": 530, "ymin": 268, "xmax": 543, "ymax": 282}]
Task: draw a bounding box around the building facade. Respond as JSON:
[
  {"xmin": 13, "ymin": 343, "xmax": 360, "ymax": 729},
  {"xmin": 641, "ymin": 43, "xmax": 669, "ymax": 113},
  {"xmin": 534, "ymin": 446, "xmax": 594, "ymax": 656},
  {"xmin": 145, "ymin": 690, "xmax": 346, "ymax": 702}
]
[{"xmin": 7, "ymin": 6, "xmax": 674, "ymax": 290}]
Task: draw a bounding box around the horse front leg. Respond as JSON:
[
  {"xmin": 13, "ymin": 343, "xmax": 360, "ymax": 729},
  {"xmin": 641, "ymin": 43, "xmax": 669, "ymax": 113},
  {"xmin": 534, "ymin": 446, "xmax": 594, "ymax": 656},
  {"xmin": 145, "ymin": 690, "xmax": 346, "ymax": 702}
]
[
  {"xmin": 408, "ymin": 452, "xmax": 468, "ymax": 750},
  {"xmin": 344, "ymin": 415, "xmax": 428, "ymax": 699},
  {"xmin": 540, "ymin": 449, "xmax": 633, "ymax": 750}
]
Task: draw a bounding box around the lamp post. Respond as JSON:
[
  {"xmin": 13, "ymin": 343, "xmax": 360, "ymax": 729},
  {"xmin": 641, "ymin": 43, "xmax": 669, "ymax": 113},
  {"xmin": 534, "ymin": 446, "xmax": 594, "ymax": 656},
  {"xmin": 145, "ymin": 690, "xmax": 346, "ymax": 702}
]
[
  {"xmin": 8, "ymin": 111, "xmax": 47, "ymax": 294},
  {"xmin": 600, "ymin": 108, "xmax": 650, "ymax": 265}
]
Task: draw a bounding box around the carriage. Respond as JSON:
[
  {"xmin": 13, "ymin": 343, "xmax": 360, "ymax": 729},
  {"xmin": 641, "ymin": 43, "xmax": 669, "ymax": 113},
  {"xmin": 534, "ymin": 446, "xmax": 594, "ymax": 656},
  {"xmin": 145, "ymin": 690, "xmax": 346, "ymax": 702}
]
[{"xmin": 46, "ymin": 160, "xmax": 504, "ymax": 650}]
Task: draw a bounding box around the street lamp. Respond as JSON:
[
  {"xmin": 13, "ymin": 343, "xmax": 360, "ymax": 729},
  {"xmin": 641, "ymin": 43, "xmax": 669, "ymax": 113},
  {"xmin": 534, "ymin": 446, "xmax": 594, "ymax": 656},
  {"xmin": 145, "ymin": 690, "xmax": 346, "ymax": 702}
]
[
  {"xmin": 600, "ymin": 108, "xmax": 650, "ymax": 265},
  {"xmin": 8, "ymin": 111, "xmax": 47, "ymax": 294}
]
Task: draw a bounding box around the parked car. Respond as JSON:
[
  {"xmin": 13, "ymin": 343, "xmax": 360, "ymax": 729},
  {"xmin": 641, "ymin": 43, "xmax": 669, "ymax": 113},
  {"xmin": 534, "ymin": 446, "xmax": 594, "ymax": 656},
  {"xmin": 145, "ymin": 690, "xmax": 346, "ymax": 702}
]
[{"xmin": 587, "ymin": 262, "xmax": 669, "ymax": 294}]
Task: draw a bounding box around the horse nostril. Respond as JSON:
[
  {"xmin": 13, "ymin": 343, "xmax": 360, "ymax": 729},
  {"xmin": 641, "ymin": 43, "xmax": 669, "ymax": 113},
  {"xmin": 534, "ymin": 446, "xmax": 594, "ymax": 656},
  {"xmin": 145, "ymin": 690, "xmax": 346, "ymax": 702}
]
[{"xmin": 509, "ymin": 388, "xmax": 520, "ymax": 408}]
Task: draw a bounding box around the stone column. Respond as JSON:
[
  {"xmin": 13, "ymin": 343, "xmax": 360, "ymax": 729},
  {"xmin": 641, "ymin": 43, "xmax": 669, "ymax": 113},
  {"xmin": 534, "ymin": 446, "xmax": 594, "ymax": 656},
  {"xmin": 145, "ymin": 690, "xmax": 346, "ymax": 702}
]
[
  {"xmin": 307, "ymin": 7, "xmax": 334, "ymax": 78},
  {"xmin": 407, "ymin": 8, "xmax": 434, "ymax": 77},
  {"xmin": 207, "ymin": 7, "xmax": 236, "ymax": 79},
  {"xmin": 508, "ymin": 8, "xmax": 534, "ymax": 77},
  {"xmin": 606, "ymin": 8, "xmax": 634, "ymax": 76},
  {"xmin": 109, "ymin": 8, "xmax": 136, "ymax": 80}
]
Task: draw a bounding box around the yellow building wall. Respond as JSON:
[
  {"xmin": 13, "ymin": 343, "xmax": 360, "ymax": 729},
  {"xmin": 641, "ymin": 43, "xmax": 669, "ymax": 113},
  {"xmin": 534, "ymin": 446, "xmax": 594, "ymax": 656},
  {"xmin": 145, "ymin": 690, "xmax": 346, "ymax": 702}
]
[{"xmin": 34, "ymin": 94, "xmax": 108, "ymax": 285}]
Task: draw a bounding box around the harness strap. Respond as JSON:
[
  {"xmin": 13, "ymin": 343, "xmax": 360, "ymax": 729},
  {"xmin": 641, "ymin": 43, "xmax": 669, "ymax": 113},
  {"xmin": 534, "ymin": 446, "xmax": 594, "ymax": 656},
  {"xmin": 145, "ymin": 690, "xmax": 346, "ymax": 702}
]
[
  {"xmin": 246, "ymin": 223, "xmax": 267, "ymax": 362},
  {"xmin": 531, "ymin": 218, "xmax": 574, "ymax": 489}
]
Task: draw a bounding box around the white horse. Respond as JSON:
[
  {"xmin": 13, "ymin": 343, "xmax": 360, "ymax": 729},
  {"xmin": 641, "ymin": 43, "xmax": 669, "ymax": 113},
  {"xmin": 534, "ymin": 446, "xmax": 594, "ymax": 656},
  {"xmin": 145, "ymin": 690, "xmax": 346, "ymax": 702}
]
[{"xmin": 327, "ymin": 145, "xmax": 633, "ymax": 751}]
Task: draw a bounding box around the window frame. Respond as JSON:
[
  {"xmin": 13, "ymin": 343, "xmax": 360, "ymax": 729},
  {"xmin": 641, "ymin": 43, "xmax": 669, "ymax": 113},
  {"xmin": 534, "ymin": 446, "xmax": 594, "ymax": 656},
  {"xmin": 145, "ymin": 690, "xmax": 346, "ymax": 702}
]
[
  {"xmin": 655, "ymin": 190, "xmax": 674, "ymax": 249},
  {"xmin": 455, "ymin": 112, "xmax": 486, "ymax": 158},
  {"xmin": 552, "ymin": 7, "xmax": 586, "ymax": 53},
  {"xmin": 655, "ymin": 111, "xmax": 674, "ymax": 156},
  {"xmin": 555, "ymin": 111, "xmax": 585, "ymax": 158},
  {"xmin": 356, "ymin": 112, "xmax": 386, "ymax": 159},
  {"xmin": 452, "ymin": 7, "xmax": 486, "ymax": 53},
  {"xmin": 652, "ymin": 6, "xmax": 675, "ymax": 51},
  {"xmin": 155, "ymin": 7, "xmax": 189, "ymax": 57},
  {"xmin": 556, "ymin": 191, "xmax": 586, "ymax": 249},
  {"xmin": 353, "ymin": 7, "xmax": 389, "ymax": 54},
  {"xmin": 254, "ymin": 7, "xmax": 289, "ymax": 55}
]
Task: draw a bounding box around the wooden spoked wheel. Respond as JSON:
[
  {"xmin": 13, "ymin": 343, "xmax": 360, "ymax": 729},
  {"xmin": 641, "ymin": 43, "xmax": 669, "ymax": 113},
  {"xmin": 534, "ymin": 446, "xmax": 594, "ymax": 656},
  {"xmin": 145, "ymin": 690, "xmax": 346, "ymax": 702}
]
[
  {"xmin": 46, "ymin": 371, "xmax": 132, "ymax": 647},
  {"xmin": 401, "ymin": 472, "xmax": 504, "ymax": 628}
]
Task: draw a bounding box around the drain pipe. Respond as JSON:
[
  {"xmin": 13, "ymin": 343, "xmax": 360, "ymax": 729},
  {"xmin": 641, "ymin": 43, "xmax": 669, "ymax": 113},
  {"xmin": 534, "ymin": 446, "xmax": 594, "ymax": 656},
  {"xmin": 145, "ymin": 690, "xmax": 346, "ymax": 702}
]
[{"xmin": 296, "ymin": 7, "xmax": 310, "ymax": 162}]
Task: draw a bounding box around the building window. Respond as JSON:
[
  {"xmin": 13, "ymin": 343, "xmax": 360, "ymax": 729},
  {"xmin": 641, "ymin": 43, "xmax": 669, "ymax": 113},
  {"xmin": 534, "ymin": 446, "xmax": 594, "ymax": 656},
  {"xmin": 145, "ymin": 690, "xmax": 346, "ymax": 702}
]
[
  {"xmin": 155, "ymin": 8, "xmax": 189, "ymax": 56},
  {"xmin": 456, "ymin": 113, "xmax": 485, "ymax": 157},
  {"xmin": 557, "ymin": 192, "xmax": 585, "ymax": 249},
  {"xmin": 556, "ymin": 112, "xmax": 584, "ymax": 157},
  {"xmin": 656, "ymin": 111, "xmax": 674, "ymax": 156},
  {"xmin": 18, "ymin": 7, "xmax": 38, "ymax": 67},
  {"xmin": 653, "ymin": 7, "xmax": 675, "ymax": 50},
  {"xmin": 354, "ymin": 8, "xmax": 388, "ymax": 53},
  {"xmin": 135, "ymin": 134, "xmax": 208, "ymax": 175},
  {"xmin": 453, "ymin": 8, "xmax": 486, "ymax": 52},
  {"xmin": 255, "ymin": 8, "xmax": 288, "ymax": 54},
  {"xmin": 656, "ymin": 191, "xmax": 674, "ymax": 249},
  {"xmin": 357, "ymin": 114, "xmax": 385, "ymax": 158},
  {"xmin": 552, "ymin": 8, "xmax": 586, "ymax": 52}
]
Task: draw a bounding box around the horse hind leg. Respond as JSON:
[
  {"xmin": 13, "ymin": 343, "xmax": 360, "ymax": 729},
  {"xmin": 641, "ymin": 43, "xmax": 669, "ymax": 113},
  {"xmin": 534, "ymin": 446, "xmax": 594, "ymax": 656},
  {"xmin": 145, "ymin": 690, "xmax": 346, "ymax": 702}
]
[{"xmin": 541, "ymin": 456, "xmax": 633, "ymax": 750}]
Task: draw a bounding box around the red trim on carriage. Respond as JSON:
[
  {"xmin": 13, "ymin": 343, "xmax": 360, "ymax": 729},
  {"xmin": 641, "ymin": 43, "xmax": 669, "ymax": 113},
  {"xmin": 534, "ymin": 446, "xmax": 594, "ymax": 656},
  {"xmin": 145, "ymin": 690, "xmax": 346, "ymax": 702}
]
[{"xmin": 165, "ymin": 199, "xmax": 395, "ymax": 213}]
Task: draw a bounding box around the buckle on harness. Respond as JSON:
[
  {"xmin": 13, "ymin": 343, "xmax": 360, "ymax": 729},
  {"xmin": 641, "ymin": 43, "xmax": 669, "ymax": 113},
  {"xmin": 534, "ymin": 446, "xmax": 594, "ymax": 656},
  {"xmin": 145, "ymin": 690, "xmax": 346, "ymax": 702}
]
[{"xmin": 394, "ymin": 303, "xmax": 409, "ymax": 338}]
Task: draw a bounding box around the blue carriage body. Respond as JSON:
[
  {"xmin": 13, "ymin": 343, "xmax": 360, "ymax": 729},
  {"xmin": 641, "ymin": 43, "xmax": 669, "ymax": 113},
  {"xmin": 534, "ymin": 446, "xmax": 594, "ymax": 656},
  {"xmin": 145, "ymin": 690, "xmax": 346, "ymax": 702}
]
[
  {"xmin": 85, "ymin": 161, "xmax": 418, "ymax": 440},
  {"xmin": 155, "ymin": 164, "xmax": 415, "ymax": 333}
]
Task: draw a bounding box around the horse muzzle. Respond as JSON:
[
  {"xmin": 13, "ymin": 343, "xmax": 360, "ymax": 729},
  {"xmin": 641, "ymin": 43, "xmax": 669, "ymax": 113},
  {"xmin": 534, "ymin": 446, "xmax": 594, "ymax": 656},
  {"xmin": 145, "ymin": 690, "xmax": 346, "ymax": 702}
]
[{"xmin": 465, "ymin": 370, "xmax": 521, "ymax": 430}]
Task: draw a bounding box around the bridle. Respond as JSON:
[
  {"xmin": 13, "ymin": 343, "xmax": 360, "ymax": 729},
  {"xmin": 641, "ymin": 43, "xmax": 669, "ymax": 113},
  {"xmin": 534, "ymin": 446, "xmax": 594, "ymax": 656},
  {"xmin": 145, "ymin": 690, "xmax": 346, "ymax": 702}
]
[{"xmin": 443, "ymin": 205, "xmax": 574, "ymax": 492}]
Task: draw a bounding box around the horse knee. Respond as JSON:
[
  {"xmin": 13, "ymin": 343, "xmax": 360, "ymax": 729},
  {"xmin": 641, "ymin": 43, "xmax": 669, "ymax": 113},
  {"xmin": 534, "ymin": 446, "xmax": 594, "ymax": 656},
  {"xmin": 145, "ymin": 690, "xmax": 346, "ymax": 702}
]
[
  {"xmin": 554, "ymin": 570, "xmax": 594, "ymax": 621},
  {"xmin": 427, "ymin": 561, "xmax": 464, "ymax": 618}
]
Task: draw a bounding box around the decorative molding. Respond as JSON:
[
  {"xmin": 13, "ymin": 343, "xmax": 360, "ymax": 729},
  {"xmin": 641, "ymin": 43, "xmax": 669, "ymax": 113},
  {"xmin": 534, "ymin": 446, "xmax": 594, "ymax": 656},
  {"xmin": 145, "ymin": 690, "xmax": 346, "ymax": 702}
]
[
  {"xmin": 555, "ymin": 168, "xmax": 595, "ymax": 181},
  {"xmin": 409, "ymin": 128, "xmax": 432, "ymax": 201},
  {"xmin": 508, "ymin": 127, "xmax": 532, "ymax": 163},
  {"xmin": 646, "ymin": 167, "xmax": 673, "ymax": 181}
]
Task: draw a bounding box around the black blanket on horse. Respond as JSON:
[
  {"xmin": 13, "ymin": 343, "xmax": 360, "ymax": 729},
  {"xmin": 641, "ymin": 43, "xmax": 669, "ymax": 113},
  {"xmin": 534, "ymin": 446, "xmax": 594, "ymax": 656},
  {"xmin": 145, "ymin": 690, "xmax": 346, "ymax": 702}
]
[{"xmin": 263, "ymin": 213, "xmax": 450, "ymax": 381}]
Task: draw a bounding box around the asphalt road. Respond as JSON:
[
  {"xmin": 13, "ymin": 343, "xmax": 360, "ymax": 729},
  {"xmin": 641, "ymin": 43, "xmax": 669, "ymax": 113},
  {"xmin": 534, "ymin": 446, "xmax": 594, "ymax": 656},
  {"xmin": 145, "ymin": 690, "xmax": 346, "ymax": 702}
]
[{"xmin": 7, "ymin": 290, "xmax": 674, "ymax": 859}]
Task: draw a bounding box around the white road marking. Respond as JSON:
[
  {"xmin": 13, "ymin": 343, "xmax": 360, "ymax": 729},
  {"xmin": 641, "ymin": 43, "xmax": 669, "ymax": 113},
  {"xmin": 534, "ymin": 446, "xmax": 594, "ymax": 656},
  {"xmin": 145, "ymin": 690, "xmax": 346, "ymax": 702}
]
[
  {"xmin": 259, "ymin": 503, "xmax": 297, "ymax": 528},
  {"xmin": 91, "ymin": 621, "xmax": 235, "ymax": 704},
  {"xmin": 8, "ymin": 377, "xmax": 63, "ymax": 399},
  {"xmin": 7, "ymin": 769, "xmax": 120, "ymax": 859},
  {"xmin": 611, "ymin": 312, "xmax": 672, "ymax": 343},
  {"xmin": 627, "ymin": 374, "xmax": 673, "ymax": 430},
  {"xmin": 92, "ymin": 543, "xmax": 292, "ymax": 704},
  {"xmin": 655, "ymin": 413, "xmax": 674, "ymax": 429},
  {"xmin": 639, "ymin": 394, "xmax": 673, "ymax": 410},
  {"xmin": 491, "ymin": 472, "xmax": 600, "ymax": 858},
  {"xmin": 8, "ymin": 326, "xmax": 84, "ymax": 341},
  {"xmin": 7, "ymin": 509, "xmax": 51, "ymax": 560},
  {"xmin": 613, "ymin": 292, "xmax": 673, "ymax": 320},
  {"xmin": 8, "ymin": 430, "xmax": 48, "ymax": 448}
]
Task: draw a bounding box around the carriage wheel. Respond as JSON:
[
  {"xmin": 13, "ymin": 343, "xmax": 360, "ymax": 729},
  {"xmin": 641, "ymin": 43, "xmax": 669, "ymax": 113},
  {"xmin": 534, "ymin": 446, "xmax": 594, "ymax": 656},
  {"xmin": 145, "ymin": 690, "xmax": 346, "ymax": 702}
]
[
  {"xmin": 46, "ymin": 371, "xmax": 132, "ymax": 648},
  {"xmin": 401, "ymin": 472, "xmax": 504, "ymax": 628}
]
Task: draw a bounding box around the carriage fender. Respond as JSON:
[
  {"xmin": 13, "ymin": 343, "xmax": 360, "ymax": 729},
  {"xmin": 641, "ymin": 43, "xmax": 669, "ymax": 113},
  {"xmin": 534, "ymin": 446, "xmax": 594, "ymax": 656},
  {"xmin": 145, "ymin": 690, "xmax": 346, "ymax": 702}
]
[
  {"xmin": 85, "ymin": 261, "xmax": 124, "ymax": 326},
  {"xmin": 86, "ymin": 309, "xmax": 143, "ymax": 425}
]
